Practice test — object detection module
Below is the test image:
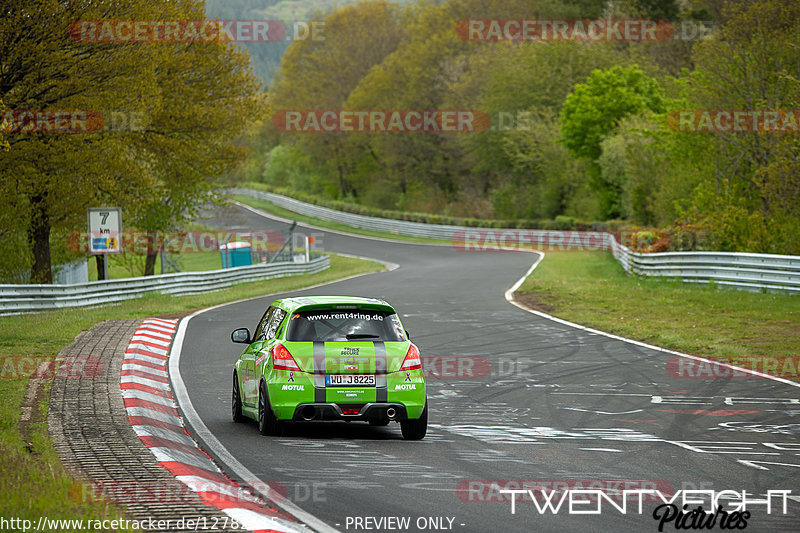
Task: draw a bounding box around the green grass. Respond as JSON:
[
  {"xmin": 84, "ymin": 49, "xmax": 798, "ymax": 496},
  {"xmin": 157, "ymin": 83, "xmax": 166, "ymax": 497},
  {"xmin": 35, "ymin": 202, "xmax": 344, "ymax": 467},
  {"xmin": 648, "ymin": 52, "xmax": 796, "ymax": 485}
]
[
  {"xmin": 86, "ymin": 252, "xmax": 225, "ymax": 281},
  {"xmin": 232, "ymin": 193, "xmax": 452, "ymax": 246},
  {"xmin": 517, "ymin": 251, "xmax": 800, "ymax": 376},
  {"xmin": 0, "ymin": 253, "xmax": 382, "ymax": 529}
]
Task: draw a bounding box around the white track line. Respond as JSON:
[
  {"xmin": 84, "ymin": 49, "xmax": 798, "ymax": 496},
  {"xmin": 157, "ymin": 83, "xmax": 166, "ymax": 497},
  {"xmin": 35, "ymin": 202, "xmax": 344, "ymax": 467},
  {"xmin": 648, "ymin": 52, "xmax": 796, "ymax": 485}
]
[
  {"xmin": 505, "ymin": 251, "xmax": 800, "ymax": 389},
  {"xmin": 167, "ymin": 247, "xmax": 399, "ymax": 533},
  {"xmin": 170, "ymin": 311, "xmax": 339, "ymax": 533},
  {"xmin": 123, "ymin": 319, "xmax": 308, "ymax": 533},
  {"xmin": 175, "ymin": 200, "xmax": 800, "ymax": 533}
]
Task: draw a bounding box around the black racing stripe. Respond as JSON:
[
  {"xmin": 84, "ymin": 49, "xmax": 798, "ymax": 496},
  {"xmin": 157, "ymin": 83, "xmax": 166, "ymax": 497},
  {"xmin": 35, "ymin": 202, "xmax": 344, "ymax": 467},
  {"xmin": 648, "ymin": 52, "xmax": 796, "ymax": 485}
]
[
  {"xmin": 313, "ymin": 341, "xmax": 326, "ymax": 402},
  {"xmin": 313, "ymin": 341, "xmax": 326, "ymax": 373},
  {"xmin": 374, "ymin": 341, "xmax": 387, "ymax": 402}
]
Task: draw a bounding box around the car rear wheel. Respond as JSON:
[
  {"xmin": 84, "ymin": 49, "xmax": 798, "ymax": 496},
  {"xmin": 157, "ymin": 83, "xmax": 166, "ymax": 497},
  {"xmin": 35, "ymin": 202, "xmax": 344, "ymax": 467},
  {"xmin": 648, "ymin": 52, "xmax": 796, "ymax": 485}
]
[
  {"xmin": 232, "ymin": 373, "xmax": 245, "ymax": 423},
  {"xmin": 258, "ymin": 382, "xmax": 282, "ymax": 436},
  {"xmin": 400, "ymin": 401, "xmax": 427, "ymax": 440}
]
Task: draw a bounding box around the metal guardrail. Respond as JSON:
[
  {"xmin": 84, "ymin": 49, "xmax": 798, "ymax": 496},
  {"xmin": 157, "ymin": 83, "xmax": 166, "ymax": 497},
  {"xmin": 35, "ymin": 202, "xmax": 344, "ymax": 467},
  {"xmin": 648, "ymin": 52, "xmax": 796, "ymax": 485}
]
[
  {"xmin": 610, "ymin": 242, "xmax": 800, "ymax": 293},
  {"xmin": 233, "ymin": 188, "xmax": 800, "ymax": 294},
  {"xmin": 231, "ymin": 188, "xmax": 466, "ymax": 240},
  {"xmin": 0, "ymin": 256, "xmax": 329, "ymax": 315}
]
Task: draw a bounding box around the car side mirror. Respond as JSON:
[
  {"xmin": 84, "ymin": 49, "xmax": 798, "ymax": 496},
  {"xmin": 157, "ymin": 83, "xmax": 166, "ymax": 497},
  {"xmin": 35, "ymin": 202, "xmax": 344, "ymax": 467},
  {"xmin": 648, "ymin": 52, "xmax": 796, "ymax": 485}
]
[
  {"xmin": 405, "ymin": 330, "xmax": 411, "ymax": 340},
  {"xmin": 231, "ymin": 328, "xmax": 252, "ymax": 344}
]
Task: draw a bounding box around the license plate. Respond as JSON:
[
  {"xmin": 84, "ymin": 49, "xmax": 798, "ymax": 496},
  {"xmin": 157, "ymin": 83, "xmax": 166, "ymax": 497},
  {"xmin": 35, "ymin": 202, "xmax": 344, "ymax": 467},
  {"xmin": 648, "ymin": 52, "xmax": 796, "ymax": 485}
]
[{"xmin": 325, "ymin": 374, "xmax": 376, "ymax": 387}]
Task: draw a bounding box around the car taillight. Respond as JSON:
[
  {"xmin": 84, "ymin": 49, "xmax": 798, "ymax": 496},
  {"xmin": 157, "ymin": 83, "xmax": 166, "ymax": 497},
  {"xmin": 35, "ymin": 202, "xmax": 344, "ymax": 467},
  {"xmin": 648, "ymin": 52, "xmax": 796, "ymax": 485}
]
[
  {"xmin": 400, "ymin": 343, "xmax": 422, "ymax": 371},
  {"xmin": 272, "ymin": 344, "xmax": 300, "ymax": 371}
]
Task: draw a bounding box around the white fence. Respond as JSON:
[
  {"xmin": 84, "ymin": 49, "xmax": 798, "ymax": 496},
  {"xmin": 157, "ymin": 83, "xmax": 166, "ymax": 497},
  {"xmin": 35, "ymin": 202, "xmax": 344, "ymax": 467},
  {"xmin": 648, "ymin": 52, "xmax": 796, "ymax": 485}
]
[
  {"xmin": 0, "ymin": 256, "xmax": 329, "ymax": 315},
  {"xmin": 233, "ymin": 188, "xmax": 800, "ymax": 294}
]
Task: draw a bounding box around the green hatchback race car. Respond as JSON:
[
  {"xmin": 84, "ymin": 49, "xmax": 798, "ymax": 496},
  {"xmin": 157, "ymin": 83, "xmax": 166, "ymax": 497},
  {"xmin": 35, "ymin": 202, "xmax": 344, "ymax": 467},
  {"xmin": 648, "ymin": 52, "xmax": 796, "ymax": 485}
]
[{"xmin": 230, "ymin": 296, "xmax": 428, "ymax": 440}]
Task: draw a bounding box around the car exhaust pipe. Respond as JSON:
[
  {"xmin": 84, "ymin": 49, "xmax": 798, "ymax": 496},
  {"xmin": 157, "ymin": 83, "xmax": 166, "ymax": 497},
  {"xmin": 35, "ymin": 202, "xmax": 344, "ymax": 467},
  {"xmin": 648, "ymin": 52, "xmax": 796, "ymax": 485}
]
[
  {"xmin": 386, "ymin": 407, "xmax": 397, "ymax": 419},
  {"xmin": 301, "ymin": 406, "xmax": 316, "ymax": 420}
]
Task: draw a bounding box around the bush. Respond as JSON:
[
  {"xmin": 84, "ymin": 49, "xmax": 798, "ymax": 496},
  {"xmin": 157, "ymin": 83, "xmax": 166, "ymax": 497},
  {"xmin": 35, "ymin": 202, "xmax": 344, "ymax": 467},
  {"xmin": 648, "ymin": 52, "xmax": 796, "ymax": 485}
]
[
  {"xmin": 625, "ymin": 229, "xmax": 670, "ymax": 253},
  {"xmin": 554, "ymin": 215, "xmax": 576, "ymax": 230}
]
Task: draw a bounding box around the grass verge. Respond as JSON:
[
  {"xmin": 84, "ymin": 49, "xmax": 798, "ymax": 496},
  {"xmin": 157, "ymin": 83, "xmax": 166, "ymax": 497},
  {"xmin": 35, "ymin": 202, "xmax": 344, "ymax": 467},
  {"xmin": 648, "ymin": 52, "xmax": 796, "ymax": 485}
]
[
  {"xmin": 517, "ymin": 251, "xmax": 800, "ymax": 379},
  {"xmin": 0, "ymin": 253, "xmax": 382, "ymax": 528},
  {"xmin": 87, "ymin": 252, "xmax": 223, "ymax": 281}
]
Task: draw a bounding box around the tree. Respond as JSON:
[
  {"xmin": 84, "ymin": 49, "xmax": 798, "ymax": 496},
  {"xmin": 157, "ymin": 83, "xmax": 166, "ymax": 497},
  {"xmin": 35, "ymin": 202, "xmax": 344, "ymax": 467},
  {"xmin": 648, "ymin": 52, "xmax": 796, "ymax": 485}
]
[
  {"xmin": 124, "ymin": 5, "xmax": 263, "ymax": 275},
  {"xmin": 494, "ymin": 109, "xmax": 591, "ymax": 220},
  {"xmin": 561, "ymin": 65, "xmax": 665, "ymax": 161},
  {"xmin": 0, "ymin": 0, "xmax": 262, "ymax": 282},
  {"xmin": 452, "ymin": 40, "xmax": 619, "ymax": 219},
  {"xmin": 343, "ymin": 0, "xmax": 545, "ymax": 213},
  {"xmin": 0, "ymin": 97, "xmax": 7, "ymax": 150},
  {"xmin": 560, "ymin": 65, "xmax": 665, "ymax": 217},
  {"xmin": 344, "ymin": 0, "xmax": 470, "ymax": 208},
  {"xmin": 0, "ymin": 0, "xmax": 160, "ymax": 282},
  {"xmin": 681, "ymin": 0, "xmax": 800, "ymax": 253},
  {"xmin": 269, "ymin": 1, "xmax": 406, "ymax": 199}
]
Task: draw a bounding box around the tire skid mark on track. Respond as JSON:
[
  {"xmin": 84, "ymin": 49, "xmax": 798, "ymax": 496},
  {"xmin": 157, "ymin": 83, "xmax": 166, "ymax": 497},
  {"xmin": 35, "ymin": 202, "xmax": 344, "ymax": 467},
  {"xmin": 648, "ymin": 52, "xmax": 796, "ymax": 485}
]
[{"xmin": 121, "ymin": 318, "xmax": 309, "ymax": 533}]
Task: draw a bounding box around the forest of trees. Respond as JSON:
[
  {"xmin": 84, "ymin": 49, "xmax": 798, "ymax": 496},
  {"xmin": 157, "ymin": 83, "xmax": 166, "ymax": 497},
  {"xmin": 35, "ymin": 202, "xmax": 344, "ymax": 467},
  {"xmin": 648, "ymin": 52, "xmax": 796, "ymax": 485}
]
[
  {"xmin": 238, "ymin": 0, "xmax": 799, "ymax": 254},
  {"xmin": 2, "ymin": 0, "xmax": 798, "ymax": 284},
  {"xmin": 204, "ymin": 0, "xmax": 415, "ymax": 82},
  {"xmin": 1, "ymin": 0, "xmax": 263, "ymax": 282}
]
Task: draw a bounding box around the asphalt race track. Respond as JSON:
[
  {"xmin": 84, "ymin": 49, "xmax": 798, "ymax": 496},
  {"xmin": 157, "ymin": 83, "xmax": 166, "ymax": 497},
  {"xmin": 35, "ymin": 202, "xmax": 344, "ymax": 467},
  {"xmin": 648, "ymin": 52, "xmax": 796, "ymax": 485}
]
[{"xmin": 178, "ymin": 203, "xmax": 800, "ymax": 533}]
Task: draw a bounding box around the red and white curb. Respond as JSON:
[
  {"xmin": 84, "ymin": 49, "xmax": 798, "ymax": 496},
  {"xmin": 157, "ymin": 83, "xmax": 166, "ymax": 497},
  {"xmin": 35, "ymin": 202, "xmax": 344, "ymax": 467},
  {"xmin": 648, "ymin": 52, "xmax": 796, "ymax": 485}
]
[{"xmin": 121, "ymin": 318, "xmax": 308, "ymax": 533}]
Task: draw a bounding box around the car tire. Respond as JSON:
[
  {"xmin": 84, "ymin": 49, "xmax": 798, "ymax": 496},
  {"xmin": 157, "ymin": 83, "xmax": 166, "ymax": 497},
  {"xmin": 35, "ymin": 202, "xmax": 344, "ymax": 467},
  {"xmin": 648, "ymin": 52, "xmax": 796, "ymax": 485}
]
[
  {"xmin": 258, "ymin": 382, "xmax": 282, "ymax": 436},
  {"xmin": 232, "ymin": 373, "xmax": 246, "ymax": 423},
  {"xmin": 400, "ymin": 401, "xmax": 427, "ymax": 440}
]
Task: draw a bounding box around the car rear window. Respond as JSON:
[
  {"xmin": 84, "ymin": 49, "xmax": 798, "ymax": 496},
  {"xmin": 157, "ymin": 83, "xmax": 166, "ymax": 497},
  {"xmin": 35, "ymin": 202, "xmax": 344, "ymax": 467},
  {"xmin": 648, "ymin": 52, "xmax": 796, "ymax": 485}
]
[{"xmin": 286, "ymin": 309, "xmax": 406, "ymax": 342}]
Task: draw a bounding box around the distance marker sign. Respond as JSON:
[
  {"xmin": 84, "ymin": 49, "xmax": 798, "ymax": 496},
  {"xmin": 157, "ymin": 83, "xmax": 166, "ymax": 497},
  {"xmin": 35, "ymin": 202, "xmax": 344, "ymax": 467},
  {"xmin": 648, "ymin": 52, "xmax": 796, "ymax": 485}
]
[{"xmin": 88, "ymin": 207, "xmax": 122, "ymax": 254}]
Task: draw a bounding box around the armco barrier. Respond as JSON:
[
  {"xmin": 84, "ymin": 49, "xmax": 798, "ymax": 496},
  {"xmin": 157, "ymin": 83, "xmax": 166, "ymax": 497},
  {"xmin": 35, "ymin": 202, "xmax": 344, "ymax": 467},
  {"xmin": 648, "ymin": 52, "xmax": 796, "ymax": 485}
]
[
  {"xmin": 230, "ymin": 187, "xmax": 465, "ymax": 240},
  {"xmin": 612, "ymin": 247, "xmax": 800, "ymax": 293},
  {"xmin": 0, "ymin": 256, "xmax": 329, "ymax": 315},
  {"xmin": 233, "ymin": 188, "xmax": 800, "ymax": 294}
]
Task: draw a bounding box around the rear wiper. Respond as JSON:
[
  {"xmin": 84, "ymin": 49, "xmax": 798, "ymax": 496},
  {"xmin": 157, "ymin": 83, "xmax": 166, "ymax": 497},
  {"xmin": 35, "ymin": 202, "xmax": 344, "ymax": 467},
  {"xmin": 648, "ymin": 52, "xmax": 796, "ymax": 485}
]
[{"xmin": 345, "ymin": 334, "xmax": 381, "ymax": 340}]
